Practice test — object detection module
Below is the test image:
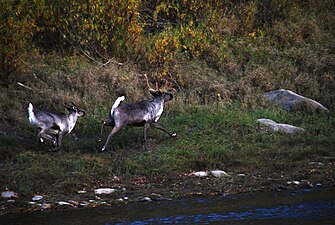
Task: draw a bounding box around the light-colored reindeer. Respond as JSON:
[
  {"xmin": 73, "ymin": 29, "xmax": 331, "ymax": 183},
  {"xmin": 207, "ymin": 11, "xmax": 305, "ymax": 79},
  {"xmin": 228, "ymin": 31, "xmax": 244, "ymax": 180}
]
[
  {"xmin": 99, "ymin": 74, "xmax": 176, "ymax": 151},
  {"xmin": 28, "ymin": 102, "xmax": 85, "ymax": 150}
]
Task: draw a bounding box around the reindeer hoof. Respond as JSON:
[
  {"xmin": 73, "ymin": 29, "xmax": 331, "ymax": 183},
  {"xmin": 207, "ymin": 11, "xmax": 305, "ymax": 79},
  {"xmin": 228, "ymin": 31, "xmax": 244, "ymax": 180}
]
[
  {"xmin": 97, "ymin": 138, "xmax": 102, "ymax": 143},
  {"xmin": 171, "ymin": 133, "xmax": 177, "ymax": 137},
  {"xmin": 101, "ymin": 146, "xmax": 106, "ymax": 152}
]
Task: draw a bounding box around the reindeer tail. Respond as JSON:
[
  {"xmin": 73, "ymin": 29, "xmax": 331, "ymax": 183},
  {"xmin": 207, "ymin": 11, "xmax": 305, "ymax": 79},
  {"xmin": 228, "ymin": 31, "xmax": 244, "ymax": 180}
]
[
  {"xmin": 28, "ymin": 103, "xmax": 36, "ymax": 125},
  {"xmin": 110, "ymin": 96, "xmax": 125, "ymax": 117}
]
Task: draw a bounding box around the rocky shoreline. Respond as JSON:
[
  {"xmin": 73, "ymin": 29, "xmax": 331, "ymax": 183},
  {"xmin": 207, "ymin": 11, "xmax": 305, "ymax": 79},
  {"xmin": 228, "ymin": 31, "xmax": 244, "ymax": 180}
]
[{"xmin": 1, "ymin": 160, "xmax": 334, "ymax": 216}]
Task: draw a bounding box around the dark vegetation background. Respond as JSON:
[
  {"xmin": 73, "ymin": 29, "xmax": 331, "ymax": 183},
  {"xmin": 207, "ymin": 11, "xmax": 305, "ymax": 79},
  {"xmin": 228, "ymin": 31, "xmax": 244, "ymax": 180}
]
[{"xmin": 0, "ymin": 0, "xmax": 334, "ymax": 205}]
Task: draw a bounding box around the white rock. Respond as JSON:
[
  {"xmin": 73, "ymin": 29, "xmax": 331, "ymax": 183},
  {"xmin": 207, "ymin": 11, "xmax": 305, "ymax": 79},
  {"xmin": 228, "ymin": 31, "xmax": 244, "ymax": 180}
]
[
  {"xmin": 190, "ymin": 171, "xmax": 208, "ymax": 177},
  {"xmin": 1, "ymin": 191, "xmax": 18, "ymax": 199},
  {"xmin": 141, "ymin": 197, "xmax": 152, "ymax": 202},
  {"xmin": 28, "ymin": 201, "xmax": 36, "ymax": 205},
  {"xmin": 77, "ymin": 190, "xmax": 87, "ymax": 194},
  {"xmin": 264, "ymin": 89, "xmax": 329, "ymax": 112},
  {"xmin": 210, "ymin": 170, "xmax": 230, "ymax": 177},
  {"xmin": 237, "ymin": 173, "xmax": 246, "ymax": 177},
  {"xmin": 308, "ymin": 162, "xmax": 325, "ymax": 166},
  {"xmin": 94, "ymin": 188, "xmax": 116, "ymax": 195},
  {"xmin": 32, "ymin": 195, "xmax": 43, "ymax": 201},
  {"xmin": 292, "ymin": 181, "xmax": 300, "ymax": 185},
  {"xmin": 79, "ymin": 202, "xmax": 90, "ymax": 207},
  {"xmin": 257, "ymin": 118, "xmax": 305, "ymax": 134},
  {"xmin": 58, "ymin": 201, "xmax": 71, "ymax": 206}
]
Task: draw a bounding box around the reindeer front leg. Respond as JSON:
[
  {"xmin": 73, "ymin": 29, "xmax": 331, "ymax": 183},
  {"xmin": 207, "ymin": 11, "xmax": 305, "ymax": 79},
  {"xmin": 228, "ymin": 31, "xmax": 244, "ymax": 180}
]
[
  {"xmin": 143, "ymin": 122, "xmax": 151, "ymax": 151},
  {"xmin": 151, "ymin": 122, "xmax": 176, "ymax": 137},
  {"xmin": 54, "ymin": 131, "xmax": 67, "ymax": 150}
]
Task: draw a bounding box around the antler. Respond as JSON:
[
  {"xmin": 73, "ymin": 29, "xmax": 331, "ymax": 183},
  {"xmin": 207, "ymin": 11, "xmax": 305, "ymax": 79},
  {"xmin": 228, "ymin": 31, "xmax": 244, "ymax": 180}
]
[
  {"xmin": 144, "ymin": 74, "xmax": 175, "ymax": 93},
  {"xmin": 144, "ymin": 74, "xmax": 158, "ymax": 92},
  {"xmin": 159, "ymin": 80, "xmax": 174, "ymax": 93}
]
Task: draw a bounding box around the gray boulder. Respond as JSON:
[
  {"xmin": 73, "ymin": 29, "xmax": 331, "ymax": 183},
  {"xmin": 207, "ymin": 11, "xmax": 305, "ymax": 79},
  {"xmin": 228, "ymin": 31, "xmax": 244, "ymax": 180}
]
[
  {"xmin": 264, "ymin": 89, "xmax": 329, "ymax": 113},
  {"xmin": 257, "ymin": 118, "xmax": 305, "ymax": 134}
]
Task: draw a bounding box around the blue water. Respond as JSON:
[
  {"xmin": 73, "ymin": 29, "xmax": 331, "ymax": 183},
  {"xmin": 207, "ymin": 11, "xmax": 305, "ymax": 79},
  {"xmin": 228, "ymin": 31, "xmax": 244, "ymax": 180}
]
[
  {"xmin": 1, "ymin": 188, "xmax": 335, "ymax": 225},
  {"xmin": 118, "ymin": 200, "xmax": 334, "ymax": 224}
]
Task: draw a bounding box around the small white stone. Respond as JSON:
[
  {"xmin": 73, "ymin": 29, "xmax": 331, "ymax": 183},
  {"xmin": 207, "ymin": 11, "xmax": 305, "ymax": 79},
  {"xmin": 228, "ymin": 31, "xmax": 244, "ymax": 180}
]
[
  {"xmin": 32, "ymin": 195, "xmax": 43, "ymax": 201},
  {"xmin": 308, "ymin": 162, "xmax": 324, "ymax": 166},
  {"xmin": 190, "ymin": 171, "xmax": 208, "ymax": 177},
  {"xmin": 80, "ymin": 202, "xmax": 90, "ymax": 207},
  {"xmin": 292, "ymin": 181, "xmax": 300, "ymax": 185},
  {"xmin": 58, "ymin": 201, "xmax": 71, "ymax": 206},
  {"xmin": 1, "ymin": 191, "xmax": 18, "ymax": 199},
  {"xmin": 94, "ymin": 188, "xmax": 116, "ymax": 195},
  {"xmin": 237, "ymin": 173, "xmax": 246, "ymax": 177},
  {"xmin": 141, "ymin": 197, "xmax": 152, "ymax": 202},
  {"xmin": 210, "ymin": 170, "xmax": 229, "ymax": 178}
]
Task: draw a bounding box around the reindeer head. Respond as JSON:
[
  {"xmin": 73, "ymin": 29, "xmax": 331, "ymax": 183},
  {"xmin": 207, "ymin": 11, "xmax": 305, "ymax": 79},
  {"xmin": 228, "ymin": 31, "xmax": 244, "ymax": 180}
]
[
  {"xmin": 144, "ymin": 74, "xmax": 174, "ymax": 102},
  {"xmin": 65, "ymin": 102, "xmax": 86, "ymax": 117}
]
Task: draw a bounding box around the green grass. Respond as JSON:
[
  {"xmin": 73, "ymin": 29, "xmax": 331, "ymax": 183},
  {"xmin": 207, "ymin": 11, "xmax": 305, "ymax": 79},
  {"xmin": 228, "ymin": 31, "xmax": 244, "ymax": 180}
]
[{"xmin": 2, "ymin": 104, "xmax": 334, "ymax": 200}]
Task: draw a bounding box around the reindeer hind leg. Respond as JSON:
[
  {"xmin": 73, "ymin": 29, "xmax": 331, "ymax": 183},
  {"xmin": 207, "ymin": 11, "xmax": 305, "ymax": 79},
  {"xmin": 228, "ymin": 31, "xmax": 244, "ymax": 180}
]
[
  {"xmin": 101, "ymin": 125, "xmax": 122, "ymax": 151},
  {"xmin": 38, "ymin": 130, "xmax": 57, "ymax": 147},
  {"xmin": 98, "ymin": 119, "xmax": 114, "ymax": 142}
]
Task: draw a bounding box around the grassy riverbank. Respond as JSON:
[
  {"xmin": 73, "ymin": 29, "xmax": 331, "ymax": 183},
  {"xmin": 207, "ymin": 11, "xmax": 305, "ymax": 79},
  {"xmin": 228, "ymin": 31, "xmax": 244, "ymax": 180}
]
[{"xmin": 1, "ymin": 86, "xmax": 334, "ymax": 214}]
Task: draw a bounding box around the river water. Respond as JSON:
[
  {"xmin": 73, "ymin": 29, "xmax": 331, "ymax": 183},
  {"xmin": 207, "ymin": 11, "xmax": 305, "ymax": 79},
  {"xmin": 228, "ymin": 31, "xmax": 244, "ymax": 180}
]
[{"xmin": 1, "ymin": 187, "xmax": 334, "ymax": 225}]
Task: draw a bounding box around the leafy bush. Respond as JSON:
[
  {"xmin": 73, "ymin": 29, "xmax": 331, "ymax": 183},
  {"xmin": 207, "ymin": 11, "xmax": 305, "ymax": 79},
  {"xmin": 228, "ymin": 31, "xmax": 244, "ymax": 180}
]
[
  {"xmin": 0, "ymin": 0, "xmax": 36, "ymax": 82},
  {"xmin": 0, "ymin": 0, "xmax": 333, "ymax": 108}
]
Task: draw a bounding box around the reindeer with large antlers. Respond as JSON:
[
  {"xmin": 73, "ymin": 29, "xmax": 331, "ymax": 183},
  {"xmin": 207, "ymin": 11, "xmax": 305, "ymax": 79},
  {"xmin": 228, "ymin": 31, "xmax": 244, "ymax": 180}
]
[
  {"xmin": 99, "ymin": 74, "xmax": 176, "ymax": 151},
  {"xmin": 28, "ymin": 102, "xmax": 86, "ymax": 150}
]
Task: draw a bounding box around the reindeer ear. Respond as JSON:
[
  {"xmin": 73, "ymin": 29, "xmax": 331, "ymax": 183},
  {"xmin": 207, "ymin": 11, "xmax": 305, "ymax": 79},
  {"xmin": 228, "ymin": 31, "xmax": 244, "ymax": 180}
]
[
  {"xmin": 77, "ymin": 110, "xmax": 86, "ymax": 117},
  {"xmin": 164, "ymin": 93, "xmax": 173, "ymax": 101}
]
